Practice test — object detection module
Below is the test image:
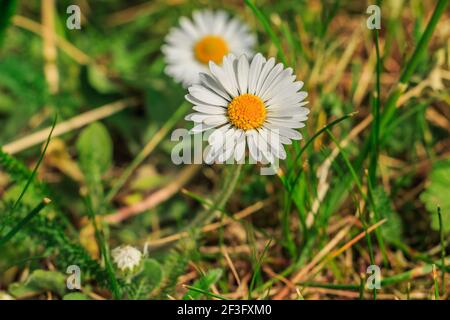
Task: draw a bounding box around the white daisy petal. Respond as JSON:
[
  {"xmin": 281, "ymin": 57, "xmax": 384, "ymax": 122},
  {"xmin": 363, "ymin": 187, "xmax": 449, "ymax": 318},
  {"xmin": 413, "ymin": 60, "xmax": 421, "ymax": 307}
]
[
  {"xmin": 255, "ymin": 57, "xmax": 276, "ymax": 96},
  {"xmin": 209, "ymin": 61, "xmax": 239, "ymax": 97},
  {"xmin": 266, "ymin": 118, "xmax": 306, "ymax": 129},
  {"xmin": 179, "ymin": 17, "xmax": 200, "ymax": 39},
  {"xmin": 246, "ymin": 130, "xmax": 261, "ymax": 162},
  {"xmin": 234, "ymin": 130, "xmax": 246, "ymax": 162},
  {"xmin": 203, "ymin": 115, "xmax": 228, "ymax": 126},
  {"xmin": 248, "ymin": 53, "xmax": 265, "ymax": 94},
  {"xmin": 199, "ymin": 73, "xmax": 231, "ymax": 101},
  {"xmin": 261, "ymin": 73, "xmax": 296, "ymax": 101},
  {"xmin": 208, "ymin": 123, "xmax": 231, "ymax": 144},
  {"xmin": 188, "ymin": 87, "xmax": 229, "ymax": 106},
  {"xmin": 237, "ymin": 54, "xmax": 250, "ymax": 94},
  {"xmin": 222, "ymin": 54, "xmax": 240, "ymax": 96},
  {"xmin": 190, "ymin": 123, "xmax": 217, "ymax": 133},
  {"xmin": 193, "ymin": 105, "xmax": 226, "ymax": 114},
  {"xmin": 258, "ymin": 62, "xmax": 284, "ymax": 99}
]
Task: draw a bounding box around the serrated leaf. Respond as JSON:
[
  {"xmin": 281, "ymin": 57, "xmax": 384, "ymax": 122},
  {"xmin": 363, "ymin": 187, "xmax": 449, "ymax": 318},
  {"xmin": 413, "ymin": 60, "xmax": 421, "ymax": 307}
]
[
  {"xmin": 373, "ymin": 188, "xmax": 403, "ymax": 243},
  {"xmin": 8, "ymin": 270, "xmax": 67, "ymax": 298},
  {"xmin": 183, "ymin": 268, "xmax": 223, "ymax": 300},
  {"xmin": 420, "ymin": 159, "xmax": 450, "ymax": 233}
]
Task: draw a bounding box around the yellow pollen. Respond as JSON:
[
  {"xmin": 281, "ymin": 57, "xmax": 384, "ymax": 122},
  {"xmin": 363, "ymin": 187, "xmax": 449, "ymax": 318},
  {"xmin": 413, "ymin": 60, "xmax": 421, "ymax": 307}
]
[
  {"xmin": 227, "ymin": 94, "xmax": 267, "ymax": 130},
  {"xmin": 194, "ymin": 35, "xmax": 229, "ymax": 64}
]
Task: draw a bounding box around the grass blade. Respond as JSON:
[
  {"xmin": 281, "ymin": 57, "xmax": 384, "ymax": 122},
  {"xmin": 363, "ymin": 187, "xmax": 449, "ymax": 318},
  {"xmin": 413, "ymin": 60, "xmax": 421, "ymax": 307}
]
[
  {"xmin": 248, "ymin": 238, "xmax": 272, "ymax": 299},
  {"xmin": 0, "ymin": 198, "xmax": 51, "ymax": 248},
  {"xmin": 10, "ymin": 115, "xmax": 57, "ymax": 212},
  {"xmin": 438, "ymin": 207, "xmax": 446, "ymax": 296},
  {"xmin": 368, "ymin": 27, "xmax": 382, "ymax": 186},
  {"xmin": 85, "ymin": 197, "xmax": 122, "ymax": 299},
  {"xmin": 183, "ymin": 285, "xmax": 229, "ymax": 300},
  {"xmin": 285, "ymin": 112, "xmax": 357, "ymax": 191},
  {"xmin": 432, "ymin": 264, "xmax": 440, "ymax": 300},
  {"xmin": 0, "ymin": 0, "xmax": 18, "ymax": 47},
  {"xmin": 244, "ymin": 0, "xmax": 287, "ymax": 64}
]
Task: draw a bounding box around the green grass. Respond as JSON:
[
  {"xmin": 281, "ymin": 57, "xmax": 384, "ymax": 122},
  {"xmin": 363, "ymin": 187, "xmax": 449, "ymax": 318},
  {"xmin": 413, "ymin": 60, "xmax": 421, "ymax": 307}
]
[{"xmin": 0, "ymin": 0, "xmax": 448, "ymax": 300}]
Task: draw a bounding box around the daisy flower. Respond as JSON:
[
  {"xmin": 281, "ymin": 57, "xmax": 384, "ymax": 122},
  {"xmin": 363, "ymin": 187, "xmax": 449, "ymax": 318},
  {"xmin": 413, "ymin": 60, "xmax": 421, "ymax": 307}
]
[
  {"xmin": 162, "ymin": 10, "xmax": 256, "ymax": 87},
  {"xmin": 185, "ymin": 53, "xmax": 309, "ymax": 164}
]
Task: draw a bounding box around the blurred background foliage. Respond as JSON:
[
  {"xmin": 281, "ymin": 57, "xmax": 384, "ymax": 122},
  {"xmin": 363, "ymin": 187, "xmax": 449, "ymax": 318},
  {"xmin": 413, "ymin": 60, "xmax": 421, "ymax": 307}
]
[{"xmin": 0, "ymin": 0, "xmax": 449, "ymax": 300}]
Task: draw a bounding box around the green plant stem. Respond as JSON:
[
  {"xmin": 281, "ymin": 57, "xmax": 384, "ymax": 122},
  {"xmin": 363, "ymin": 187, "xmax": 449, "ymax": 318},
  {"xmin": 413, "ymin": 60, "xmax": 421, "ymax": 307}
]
[
  {"xmin": 368, "ymin": 28, "xmax": 381, "ymax": 186},
  {"xmin": 85, "ymin": 197, "xmax": 121, "ymax": 299},
  {"xmin": 433, "ymin": 264, "xmax": 440, "ymax": 300},
  {"xmin": 438, "ymin": 207, "xmax": 446, "ymax": 296},
  {"xmin": 248, "ymin": 238, "xmax": 272, "ymax": 299},
  {"xmin": 11, "ymin": 115, "xmax": 57, "ymax": 212},
  {"xmin": 359, "ymin": 273, "xmax": 365, "ymax": 300},
  {"xmin": 190, "ymin": 163, "xmax": 243, "ymax": 228},
  {"xmin": 0, "ymin": 198, "xmax": 51, "ymax": 249},
  {"xmin": 285, "ymin": 112, "xmax": 356, "ymax": 191},
  {"xmin": 106, "ymin": 101, "xmax": 190, "ymax": 202},
  {"xmin": 184, "ymin": 285, "xmax": 229, "ymax": 300}
]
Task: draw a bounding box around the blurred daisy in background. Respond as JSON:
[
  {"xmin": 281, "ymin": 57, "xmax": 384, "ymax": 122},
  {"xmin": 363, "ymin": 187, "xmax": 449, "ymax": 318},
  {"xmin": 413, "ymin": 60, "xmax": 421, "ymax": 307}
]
[
  {"xmin": 185, "ymin": 53, "xmax": 309, "ymax": 164},
  {"xmin": 162, "ymin": 10, "xmax": 256, "ymax": 87}
]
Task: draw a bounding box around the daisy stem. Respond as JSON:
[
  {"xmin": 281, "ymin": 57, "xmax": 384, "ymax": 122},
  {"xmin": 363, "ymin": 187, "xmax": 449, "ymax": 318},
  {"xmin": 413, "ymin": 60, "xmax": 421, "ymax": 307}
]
[{"xmin": 190, "ymin": 163, "xmax": 243, "ymax": 228}]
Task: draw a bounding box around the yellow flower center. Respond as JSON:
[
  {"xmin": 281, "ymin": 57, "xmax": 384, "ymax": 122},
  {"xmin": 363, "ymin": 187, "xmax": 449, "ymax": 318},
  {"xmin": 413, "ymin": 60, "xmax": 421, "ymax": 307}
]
[
  {"xmin": 227, "ymin": 94, "xmax": 267, "ymax": 130},
  {"xmin": 194, "ymin": 35, "xmax": 229, "ymax": 65}
]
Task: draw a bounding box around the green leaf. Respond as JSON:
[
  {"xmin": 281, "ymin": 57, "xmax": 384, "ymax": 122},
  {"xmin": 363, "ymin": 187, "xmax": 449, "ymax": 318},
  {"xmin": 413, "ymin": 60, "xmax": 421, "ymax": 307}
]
[
  {"xmin": 76, "ymin": 122, "xmax": 113, "ymax": 176},
  {"xmin": 76, "ymin": 122, "xmax": 113, "ymax": 210},
  {"xmin": 421, "ymin": 159, "xmax": 450, "ymax": 233},
  {"xmin": 63, "ymin": 292, "xmax": 90, "ymax": 300},
  {"xmin": 131, "ymin": 258, "xmax": 163, "ymax": 300},
  {"xmin": 87, "ymin": 65, "xmax": 119, "ymax": 95},
  {"xmin": 8, "ymin": 270, "xmax": 67, "ymax": 298},
  {"xmin": 183, "ymin": 268, "xmax": 223, "ymax": 300}
]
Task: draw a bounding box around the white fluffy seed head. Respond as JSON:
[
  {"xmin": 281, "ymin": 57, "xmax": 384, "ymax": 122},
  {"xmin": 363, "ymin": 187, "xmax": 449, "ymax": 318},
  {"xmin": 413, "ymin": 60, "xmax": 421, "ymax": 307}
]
[{"xmin": 111, "ymin": 245, "xmax": 143, "ymax": 273}]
